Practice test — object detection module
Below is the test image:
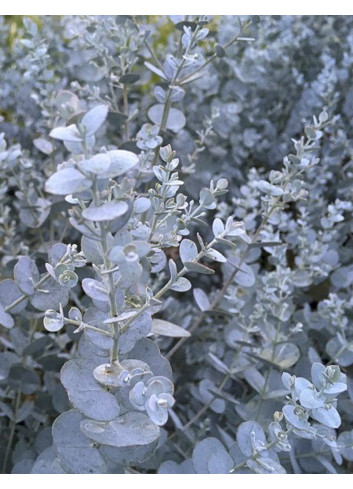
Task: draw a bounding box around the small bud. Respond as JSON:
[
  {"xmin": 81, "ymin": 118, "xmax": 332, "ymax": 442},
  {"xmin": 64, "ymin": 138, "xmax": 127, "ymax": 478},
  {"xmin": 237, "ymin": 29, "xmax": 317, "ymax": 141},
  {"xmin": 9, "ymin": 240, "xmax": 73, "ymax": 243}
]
[
  {"xmin": 157, "ymin": 398, "xmax": 169, "ymax": 408},
  {"xmin": 294, "ymin": 406, "xmax": 305, "ymax": 417},
  {"xmin": 216, "ymin": 178, "xmax": 228, "ymax": 190},
  {"xmin": 274, "ymin": 411, "xmax": 283, "ymax": 422}
]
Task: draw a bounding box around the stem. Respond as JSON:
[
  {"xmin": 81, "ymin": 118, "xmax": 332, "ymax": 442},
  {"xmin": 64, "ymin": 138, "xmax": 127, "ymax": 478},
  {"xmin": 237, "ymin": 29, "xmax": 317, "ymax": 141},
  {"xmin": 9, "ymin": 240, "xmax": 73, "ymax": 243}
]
[
  {"xmin": 230, "ymin": 430, "xmax": 292, "ymax": 473},
  {"xmin": 5, "ymin": 254, "xmax": 76, "ymax": 314},
  {"xmin": 177, "ymin": 20, "xmax": 252, "ymax": 85},
  {"xmin": 166, "ymin": 197, "xmax": 281, "ymax": 360},
  {"xmin": 64, "ymin": 318, "xmax": 113, "ymax": 337},
  {"xmin": 2, "ymin": 390, "xmax": 21, "ymax": 473},
  {"xmin": 165, "ymin": 129, "xmax": 323, "ymax": 432},
  {"xmin": 122, "ymin": 84, "xmax": 129, "ymax": 141},
  {"xmin": 83, "ymin": 156, "xmax": 121, "ymax": 365},
  {"xmin": 132, "ymin": 17, "xmax": 165, "ymax": 71},
  {"xmin": 94, "ymin": 198, "xmax": 120, "ymax": 363},
  {"xmin": 120, "ymin": 238, "xmax": 219, "ymax": 335},
  {"xmin": 164, "ymin": 198, "xmax": 284, "ymax": 437},
  {"xmin": 150, "ymin": 25, "xmax": 202, "ymax": 167},
  {"xmin": 147, "ymin": 167, "xmax": 171, "ymax": 242},
  {"xmin": 255, "ymin": 316, "xmax": 283, "ymax": 422},
  {"xmin": 173, "ymin": 347, "xmax": 244, "ymax": 437}
]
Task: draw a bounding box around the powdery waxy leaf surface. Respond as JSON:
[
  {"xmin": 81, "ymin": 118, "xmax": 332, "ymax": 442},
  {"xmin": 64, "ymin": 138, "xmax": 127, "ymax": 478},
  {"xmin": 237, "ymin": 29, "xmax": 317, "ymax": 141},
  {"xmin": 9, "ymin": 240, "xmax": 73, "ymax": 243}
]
[
  {"xmin": 31, "ymin": 446, "xmax": 67, "ymax": 474},
  {"xmin": 237, "ymin": 421, "xmax": 267, "ymax": 457},
  {"xmin": 82, "ymin": 278, "xmax": 109, "ymax": 302},
  {"xmin": 60, "ymin": 358, "xmax": 120, "ymax": 421},
  {"xmin": 127, "ymin": 339, "xmax": 173, "ymax": 380},
  {"xmin": 14, "ymin": 257, "xmax": 40, "ymax": 295},
  {"xmin": 311, "ymin": 406, "xmax": 341, "ymax": 428},
  {"xmin": 170, "ymin": 277, "xmax": 192, "ymax": 292},
  {"xmin": 184, "ymin": 262, "xmax": 215, "ymax": 275},
  {"xmin": 82, "ymin": 202, "xmax": 129, "ymax": 222},
  {"xmin": 180, "ymin": 239, "xmax": 198, "ymax": 263},
  {"xmin": 80, "ymin": 411, "xmax": 160, "ymax": 448},
  {"xmin": 151, "ymin": 319, "xmax": 191, "ymax": 338},
  {"xmin": 233, "ymin": 262, "xmax": 256, "ymax": 288},
  {"xmin": 260, "ymin": 342, "xmax": 300, "ymax": 369},
  {"xmin": 0, "ymin": 279, "xmax": 28, "ymax": 314},
  {"xmin": 79, "ymin": 153, "xmax": 111, "ymax": 174},
  {"xmin": 43, "ymin": 311, "xmax": 64, "ymax": 332},
  {"xmin": 30, "ymin": 277, "xmax": 69, "ymax": 311},
  {"xmin": 193, "ymin": 288, "xmax": 210, "ymax": 311},
  {"xmin": 101, "ymin": 150, "xmax": 139, "ymax": 178},
  {"xmin": 148, "ymin": 104, "xmax": 186, "ymax": 132},
  {"xmin": 52, "ymin": 410, "xmax": 107, "ymax": 474},
  {"xmin": 247, "ymin": 457, "xmax": 286, "ymax": 474},
  {"xmin": 81, "ymin": 105, "xmax": 109, "ymax": 135},
  {"xmin": 119, "ymin": 311, "xmax": 152, "ymax": 354},
  {"xmin": 192, "ymin": 437, "xmax": 234, "ymax": 474},
  {"xmin": 0, "ymin": 351, "xmax": 19, "ymax": 381},
  {"xmin": 45, "ymin": 168, "xmax": 92, "ymax": 195},
  {"xmin": 93, "ymin": 359, "xmax": 151, "ymax": 388},
  {"xmin": 49, "ymin": 125, "xmax": 82, "ymax": 142},
  {"xmin": 0, "ymin": 303, "xmax": 14, "ymax": 329},
  {"xmin": 100, "ymin": 438, "xmax": 159, "ymax": 467}
]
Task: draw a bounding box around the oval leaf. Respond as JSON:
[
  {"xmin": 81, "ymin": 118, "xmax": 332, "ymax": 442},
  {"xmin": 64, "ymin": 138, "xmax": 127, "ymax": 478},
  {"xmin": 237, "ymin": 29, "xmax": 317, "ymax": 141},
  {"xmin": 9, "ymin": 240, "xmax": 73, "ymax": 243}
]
[
  {"xmin": 14, "ymin": 257, "xmax": 40, "ymax": 296},
  {"xmin": 45, "ymin": 168, "xmax": 92, "ymax": 195},
  {"xmin": 148, "ymin": 104, "xmax": 186, "ymax": 132},
  {"xmin": 193, "ymin": 288, "xmax": 210, "ymax": 311},
  {"xmin": 180, "ymin": 239, "xmax": 198, "ymax": 263},
  {"xmin": 101, "ymin": 150, "xmax": 139, "ymax": 178},
  {"xmin": 82, "ymin": 202, "xmax": 129, "ymax": 222},
  {"xmin": 49, "ymin": 125, "xmax": 82, "ymax": 142},
  {"xmin": 151, "ymin": 319, "xmax": 191, "ymax": 338},
  {"xmin": 81, "ymin": 105, "xmax": 109, "ymax": 135}
]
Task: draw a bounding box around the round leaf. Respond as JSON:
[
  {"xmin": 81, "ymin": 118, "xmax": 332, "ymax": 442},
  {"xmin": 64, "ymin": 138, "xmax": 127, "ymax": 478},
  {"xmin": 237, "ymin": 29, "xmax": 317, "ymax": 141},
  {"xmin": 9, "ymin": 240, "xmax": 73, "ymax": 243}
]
[
  {"xmin": 0, "ymin": 279, "xmax": 27, "ymax": 314},
  {"xmin": 52, "ymin": 410, "xmax": 107, "ymax": 474},
  {"xmin": 43, "ymin": 310, "xmax": 64, "ymax": 333},
  {"xmin": 192, "ymin": 437, "xmax": 233, "ymax": 474},
  {"xmin": 60, "ymin": 358, "xmax": 120, "ymax": 421},
  {"xmin": 80, "ymin": 411, "xmax": 160, "ymax": 448},
  {"xmin": 237, "ymin": 421, "xmax": 266, "ymax": 457},
  {"xmin": 30, "ymin": 277, "xmax": 69, "ymax": 311},
  {"xmin": 148, "ymin": 104, "xmax": 186, "ymax": 132}
]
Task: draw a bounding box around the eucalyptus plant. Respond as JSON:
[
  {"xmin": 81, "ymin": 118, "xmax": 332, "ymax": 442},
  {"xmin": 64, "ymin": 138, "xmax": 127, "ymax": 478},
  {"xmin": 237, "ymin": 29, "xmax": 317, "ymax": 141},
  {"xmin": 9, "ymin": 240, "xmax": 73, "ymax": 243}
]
[{"xmin": 1, "ymin": 14, "xmax": 353, "ymax": 475}]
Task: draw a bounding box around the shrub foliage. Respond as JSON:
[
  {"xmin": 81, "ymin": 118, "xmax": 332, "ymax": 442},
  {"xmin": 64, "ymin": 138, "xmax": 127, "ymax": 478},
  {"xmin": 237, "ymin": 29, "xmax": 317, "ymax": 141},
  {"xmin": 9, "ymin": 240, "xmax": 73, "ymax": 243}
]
[{"xmin": 1, "ymin": 15, "xmax": 353, "ymax": 474}]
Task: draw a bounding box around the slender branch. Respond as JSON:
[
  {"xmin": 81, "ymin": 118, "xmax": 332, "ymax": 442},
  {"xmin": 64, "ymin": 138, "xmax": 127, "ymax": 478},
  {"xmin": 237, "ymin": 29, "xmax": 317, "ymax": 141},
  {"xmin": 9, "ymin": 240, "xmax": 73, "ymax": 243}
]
[
  {"xmin": 166, "ymin": 197, "xmax": 281, "ymax": 360},
  {"xmin": 64, "ymin": 318, "xmax": 113, "ymax": 337},
  {"xmin": 90, "ymin": 179, "xmax": 120, "ymax": 364},
  {"xmin": 177, "ymin": 20, "xmax": 253, "ymax": 85},
  {"xmin": 150, "ymin": 24, "xmax": 202, "ymax": 167},
  {"xmin": 2, "ymin": 390, "xmax": 21, "ymax": 473},
  {"xmin": 5, "ymin": 254, "xmax": 77, "ymax": 314},
  {"xmin": 133, "ymin": 17, "xmax": 165, "ymax": 71},
  {"xmin": 122, "ymin": 83, "xmax": 129, "ymax": 141},
  {"xmin": 229, "ymin": 429, "xmax": 293, "ymax": 473}
]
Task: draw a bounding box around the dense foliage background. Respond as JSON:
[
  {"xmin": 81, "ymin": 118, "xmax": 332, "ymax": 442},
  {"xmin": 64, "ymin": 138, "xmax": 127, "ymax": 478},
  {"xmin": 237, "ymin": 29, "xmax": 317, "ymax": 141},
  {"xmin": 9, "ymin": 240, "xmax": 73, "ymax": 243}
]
[{"xmin": 1, "ymin": 15, "xmax": 353, "ymax": 474}]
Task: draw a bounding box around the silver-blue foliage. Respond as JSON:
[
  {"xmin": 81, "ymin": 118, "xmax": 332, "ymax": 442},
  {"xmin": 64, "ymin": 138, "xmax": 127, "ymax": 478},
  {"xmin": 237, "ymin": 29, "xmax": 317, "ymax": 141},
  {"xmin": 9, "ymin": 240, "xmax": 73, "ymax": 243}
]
[{"xmin": 0, "ymin": 14, "xmax": 353, "ymax": 475}]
